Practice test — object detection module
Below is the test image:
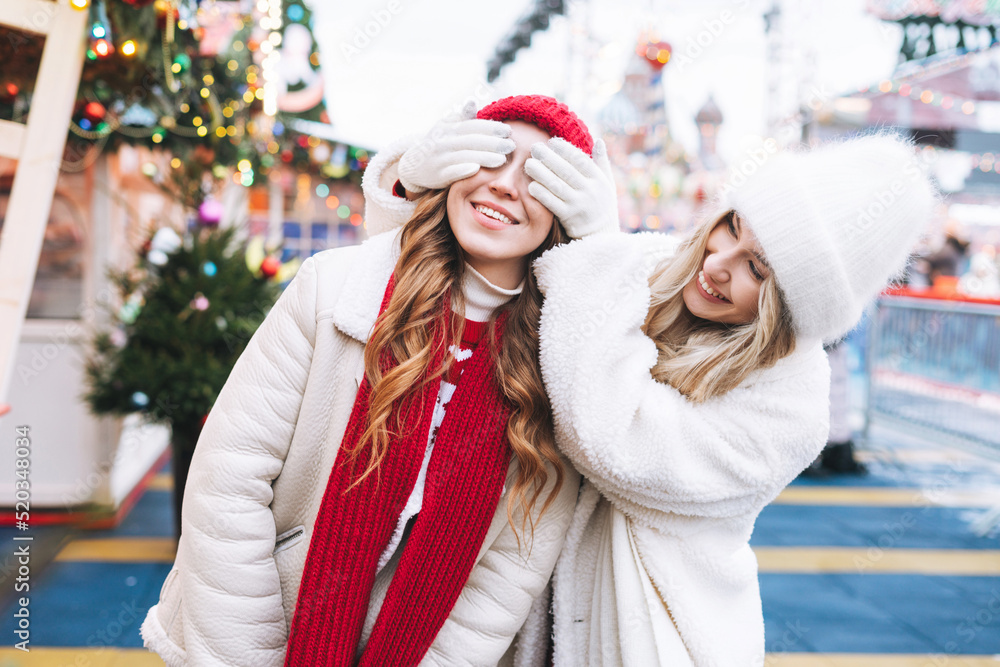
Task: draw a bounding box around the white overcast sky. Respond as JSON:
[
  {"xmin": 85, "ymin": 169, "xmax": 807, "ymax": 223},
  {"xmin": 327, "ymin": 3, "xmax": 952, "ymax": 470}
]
[{"xmin": 304, "ymin": 0, "xmax": 902, "ymax": 162}]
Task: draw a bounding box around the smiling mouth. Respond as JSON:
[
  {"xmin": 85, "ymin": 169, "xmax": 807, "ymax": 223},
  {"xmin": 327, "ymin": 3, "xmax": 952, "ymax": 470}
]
[
  {"xmin": 697, "ymin": 270, "xmax": 730, "ymax": 303},
  {"xmin": 472, "ymin": 202, "xmax": 519, "ymax": 226}
]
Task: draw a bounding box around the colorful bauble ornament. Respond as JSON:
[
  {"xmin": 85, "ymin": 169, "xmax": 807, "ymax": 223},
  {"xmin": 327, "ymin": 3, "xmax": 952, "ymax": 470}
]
[
  {"xmin": 119, "ymin": 301, "xmax": 141, "ymax": 324},
  {"xmin": 638, "ymin": 40, "xmax": 671, "ymax": 70},
  {"xmin": 197, "ymin": 199, "xmax": 224, "ymax": 226},
  {"xmin": 190, "ymin": 293, "xmax": 210, "ymax": 311},
  {"xmin": 260, "ymin": 256, "xmax": 281, "ymax": 278},
  {"xmin": 110, "ymin": 328, "xmax": 128, "ymax": 348},
  {"xmin": 148, "ymin": 227, "xmax": 182, "ymax": 266},
  {"xmin": 83, "ymin": 101, "xmax": 106, "ymax": 121}
]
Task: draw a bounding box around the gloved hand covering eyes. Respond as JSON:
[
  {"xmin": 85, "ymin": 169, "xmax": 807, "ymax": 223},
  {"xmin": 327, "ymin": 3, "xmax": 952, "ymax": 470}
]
[
  {"xmin": 397, "ymin": 100, "xmax": 517, "ymax": 193},
  {"xmin": 525, "ymin": 136, "xmax": 620, "ymax": 238}
]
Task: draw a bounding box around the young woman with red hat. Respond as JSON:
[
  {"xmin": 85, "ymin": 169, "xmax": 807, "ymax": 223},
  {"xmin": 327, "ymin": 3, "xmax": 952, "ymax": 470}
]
[{"xmin": 140, "ymin": 95, "xmax": 596, "ymax": 666}]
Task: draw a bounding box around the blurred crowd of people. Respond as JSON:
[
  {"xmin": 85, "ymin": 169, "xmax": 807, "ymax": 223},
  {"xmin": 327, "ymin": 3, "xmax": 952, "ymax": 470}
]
[{"xmin": 908, "ymin": 229, "xmax": 1000, "ymax": 299}]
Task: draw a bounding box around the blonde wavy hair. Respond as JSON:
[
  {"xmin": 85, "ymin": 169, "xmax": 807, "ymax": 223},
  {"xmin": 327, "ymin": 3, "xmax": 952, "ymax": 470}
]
[
  {"xmin": 346, "ymin": 189, "xmax": 567, "ymax": 545},
  {"xmin": 644, "ymin": 209, "xmax": 797, "ymax": 402}
]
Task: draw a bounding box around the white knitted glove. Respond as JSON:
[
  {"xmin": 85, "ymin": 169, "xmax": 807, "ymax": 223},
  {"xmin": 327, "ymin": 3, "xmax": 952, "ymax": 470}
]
[
  {"xmin": 397, "ymin": 101, "xmax": 516, "ymax": 193},
  {"xmin": 525, "ymin": 137, "xmax": 620, "ymax": 238}
]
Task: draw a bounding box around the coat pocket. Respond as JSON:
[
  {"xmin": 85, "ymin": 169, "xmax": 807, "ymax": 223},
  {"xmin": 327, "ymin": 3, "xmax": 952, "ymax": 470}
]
[{"xmin": 273, "ymin": 524, "xmax": 306, "ymax": 555}]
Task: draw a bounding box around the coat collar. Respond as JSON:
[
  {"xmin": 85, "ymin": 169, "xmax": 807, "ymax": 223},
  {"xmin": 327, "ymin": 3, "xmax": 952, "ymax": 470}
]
[{"xmin": 331, "ymin": 229, "xmax": 402, "ymax": 343}]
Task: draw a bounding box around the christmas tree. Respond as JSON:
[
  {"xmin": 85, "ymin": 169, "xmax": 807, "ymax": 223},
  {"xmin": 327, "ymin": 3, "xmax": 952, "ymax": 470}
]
[
  {"xmin": 84, "ymin": 221, "xmax": 285, "ymax": 538},
  {"xmin": 0, "ymin": 0, "xmax": 367, "ymax": 209}
]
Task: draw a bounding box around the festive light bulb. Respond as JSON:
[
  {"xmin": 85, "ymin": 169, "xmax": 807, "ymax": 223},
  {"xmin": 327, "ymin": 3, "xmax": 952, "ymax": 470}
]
[
  {"xmin": 121, "ymin": 40, "xmax": 137, "ymax": 57},
  {"xmin": 70, "ymin": 0, "xmax": 89, "ymax": 10},
  {"xmin": 93, "ymin": 38, "xmax": 112, "ymax": 58},
  {"xmin": 91, "ymin": 23, "xmax": 106, "ymax": 39}
]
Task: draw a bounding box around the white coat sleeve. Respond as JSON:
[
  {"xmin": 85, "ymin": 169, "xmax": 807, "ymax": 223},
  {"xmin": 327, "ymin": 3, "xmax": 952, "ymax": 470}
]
[
  {"xmin": 177, "ymin": 255, "xmax": 318, "ymax": 665},
  {"xmin": 533, "ymin": 233, "xmax": 830, "ymax": 524},
  {"xmin": 424, "ymin": 462, "xmax": 581, "ymax": 666},
  {"xmin": 362, "ymin": 137, "xmax": 418, "ymax": 236}
]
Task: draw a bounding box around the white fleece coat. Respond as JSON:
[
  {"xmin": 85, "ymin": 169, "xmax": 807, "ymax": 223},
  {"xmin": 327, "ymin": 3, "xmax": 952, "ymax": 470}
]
[
  {"xmin": 139, "ymin": 209, "xmax": 580, "ymax": 664},
  {"xmin": 533, "ymin": 232, "xmax": 831, "ymax": 666}
]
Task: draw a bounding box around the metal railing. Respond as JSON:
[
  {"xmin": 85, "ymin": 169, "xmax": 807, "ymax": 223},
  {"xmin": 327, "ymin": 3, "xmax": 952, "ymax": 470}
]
[{"xmin": 864, "ymin": 293, "xmax": 1000, "ymax": 457}]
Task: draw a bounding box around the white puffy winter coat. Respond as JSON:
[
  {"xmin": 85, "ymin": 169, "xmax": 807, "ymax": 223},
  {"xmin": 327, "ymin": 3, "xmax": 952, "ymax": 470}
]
[
  {"xmin": 533, "ymin": 232, "xmax": 831, "ymax": 666},
  {"xmin": 139, "ymin": 156, "xmax": 580, "ymax": 665}
]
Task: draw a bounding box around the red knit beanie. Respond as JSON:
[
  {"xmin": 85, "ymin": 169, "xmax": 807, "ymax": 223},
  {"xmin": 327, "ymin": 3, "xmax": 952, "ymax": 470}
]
[{"xmin": 477, "ymin": 95, "xmax": 594, "ymax": 156}]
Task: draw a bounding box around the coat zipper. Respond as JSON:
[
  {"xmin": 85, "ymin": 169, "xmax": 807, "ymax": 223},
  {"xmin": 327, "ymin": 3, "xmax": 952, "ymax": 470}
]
[{"xmin": 274, "ymin": 527, "xmax": 304, "ymax": 552}]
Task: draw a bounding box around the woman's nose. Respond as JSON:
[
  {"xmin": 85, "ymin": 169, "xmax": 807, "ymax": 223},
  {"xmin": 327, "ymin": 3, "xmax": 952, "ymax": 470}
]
[
  {"xmin": 703, "ymin": 251, "xmax": 732, "ymax": 283},
  {"xmin": 488, "ymin": 163, "xmax": 522, "ymax": 200}
]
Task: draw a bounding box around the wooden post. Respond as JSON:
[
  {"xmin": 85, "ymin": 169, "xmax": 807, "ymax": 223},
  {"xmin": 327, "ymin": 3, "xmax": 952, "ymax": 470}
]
[{"xmin": 0, "ymin": 0, "xmax": 88, "ymax": 407}]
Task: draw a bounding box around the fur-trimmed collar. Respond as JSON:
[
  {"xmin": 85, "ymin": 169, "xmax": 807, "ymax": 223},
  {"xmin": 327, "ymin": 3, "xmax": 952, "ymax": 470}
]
[{"xmin": 331, "ymin": 229, "xmax": 401, "ymax": 343}]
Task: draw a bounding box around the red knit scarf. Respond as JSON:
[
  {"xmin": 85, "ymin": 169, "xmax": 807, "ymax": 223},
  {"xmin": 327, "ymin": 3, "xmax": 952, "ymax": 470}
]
[{"xmin": 284, "ymin": 275, "xmax": 513, "ymax": 666}]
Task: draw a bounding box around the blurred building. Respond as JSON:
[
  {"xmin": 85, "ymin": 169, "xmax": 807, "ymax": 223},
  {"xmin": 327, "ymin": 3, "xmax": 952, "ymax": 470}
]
[{"xmin": 804, "ymin": 0, "xmax": 1000, "ymax": 296}]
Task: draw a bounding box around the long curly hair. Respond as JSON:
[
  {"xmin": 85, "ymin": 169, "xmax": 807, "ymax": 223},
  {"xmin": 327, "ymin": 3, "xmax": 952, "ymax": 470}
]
[
  {"xmin": 644, "ymin": 209, "xmax": 797, "ymax": 402},
  {"xmin": 345, "ymin": 189, "xmax": 568, "ymax": 546}
]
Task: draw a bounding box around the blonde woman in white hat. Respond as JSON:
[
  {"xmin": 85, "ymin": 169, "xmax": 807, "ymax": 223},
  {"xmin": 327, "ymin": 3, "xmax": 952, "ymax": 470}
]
[{"xmin": 518, "ymin": 132, "xmax": 939, "ymax": 665}]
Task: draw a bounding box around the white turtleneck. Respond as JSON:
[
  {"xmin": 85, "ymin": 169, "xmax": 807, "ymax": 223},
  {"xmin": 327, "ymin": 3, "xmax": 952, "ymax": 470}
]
[{"xmin": 461, "ymin": 262, "xmax": 524, "ymax": 322}]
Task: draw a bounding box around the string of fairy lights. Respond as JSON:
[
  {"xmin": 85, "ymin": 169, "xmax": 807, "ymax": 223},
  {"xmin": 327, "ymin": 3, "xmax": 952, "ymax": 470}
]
[
  {"xmin": 42, "ymin": 0, "xmax": 380, "ymax": 210},
  {"xmin": 853, "ymin": 46, "xmax": 1000, "ymax": 177},
  {"xmin": 68, "ymin": 0, "xmax": 263, "ymax": 147}
]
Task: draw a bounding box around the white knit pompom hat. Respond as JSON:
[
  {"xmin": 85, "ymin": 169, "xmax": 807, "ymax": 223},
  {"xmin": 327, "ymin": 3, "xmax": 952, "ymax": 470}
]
[{"xmin": 716, "ymin": 132, "xmax": 939, "ymax": 343}]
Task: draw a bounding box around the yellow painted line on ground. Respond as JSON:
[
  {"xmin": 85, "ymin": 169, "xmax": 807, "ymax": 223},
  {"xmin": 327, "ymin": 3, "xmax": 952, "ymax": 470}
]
[
  {"xmin": 774, "ymin": 486, "xmax": 1000, "ymax": 508},
  {"xmin": 755, "ymin": 547, "xmax": 1000, "ymax": 576},
  {"xmin": 54, "ymin": 537, "xmax": 176, "ymax": 563},
  {"xmin": 764, "ymin": 655, "xmax": 1000, "ymax": 666},
  {"xmin": 52, "ymin": 537, "xmax": 1000, "ymax": 577},
  {"xmin": 146, "ymin": 473, "xmax": 172, "ymax": 492},
  {"xmin": 0, "ymin": 647, "xmax": 165, "ymax": 665}
]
